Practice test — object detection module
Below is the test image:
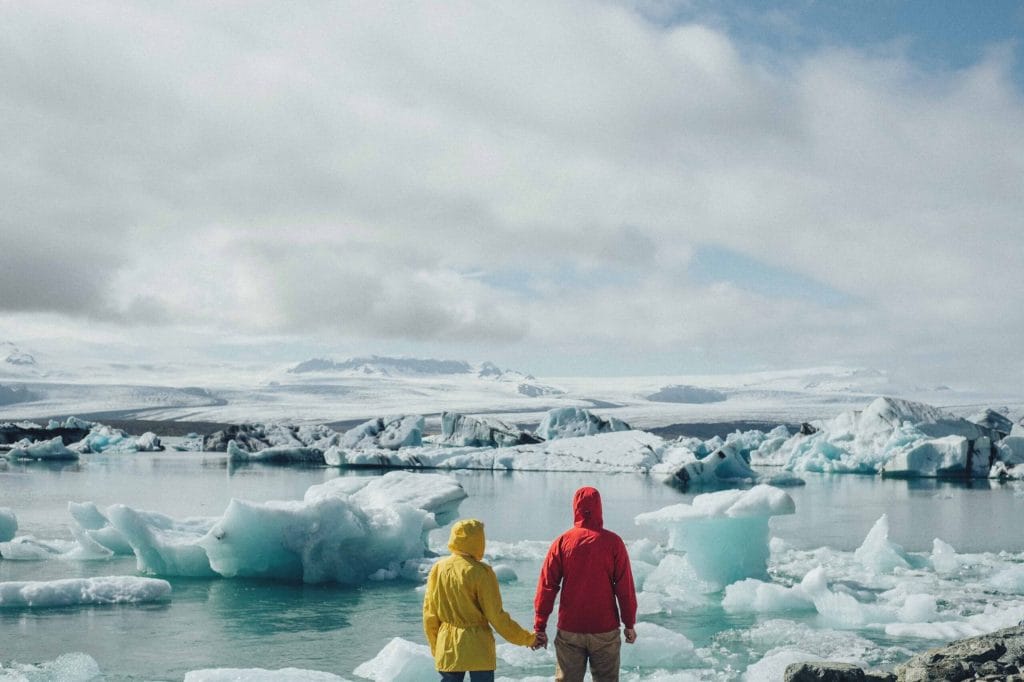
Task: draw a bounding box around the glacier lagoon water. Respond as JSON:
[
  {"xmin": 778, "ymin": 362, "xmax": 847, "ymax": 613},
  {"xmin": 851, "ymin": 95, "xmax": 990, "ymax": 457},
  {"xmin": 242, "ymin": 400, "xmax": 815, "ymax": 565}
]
[{"xmin": 1, "ymin": 452, "xmax": 1023, "ymax": 680}]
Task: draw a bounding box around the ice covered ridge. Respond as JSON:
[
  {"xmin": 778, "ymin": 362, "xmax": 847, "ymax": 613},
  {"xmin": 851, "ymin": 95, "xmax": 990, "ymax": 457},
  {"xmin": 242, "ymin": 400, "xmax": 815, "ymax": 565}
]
[
  {"xmin": 64, "ymin": 472, "xmax": 466, "ymax": 584},
  {"xmin": 751, "ymin": 396, "xmax": 1024, "ymax": 479}
]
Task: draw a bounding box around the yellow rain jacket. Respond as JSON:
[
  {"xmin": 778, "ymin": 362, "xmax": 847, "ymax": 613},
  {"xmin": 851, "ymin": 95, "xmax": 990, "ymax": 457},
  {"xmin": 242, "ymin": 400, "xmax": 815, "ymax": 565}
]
[{"xmin": 423, "ymin": 519, "xmax": 535, "ymax": 671}]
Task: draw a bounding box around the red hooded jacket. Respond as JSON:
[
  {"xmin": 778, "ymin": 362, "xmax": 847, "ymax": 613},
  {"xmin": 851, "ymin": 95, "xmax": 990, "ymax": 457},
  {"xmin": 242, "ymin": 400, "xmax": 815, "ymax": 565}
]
[{"xmin": 533, "ymin": 487, "xmax": 637, "ymax": 634}]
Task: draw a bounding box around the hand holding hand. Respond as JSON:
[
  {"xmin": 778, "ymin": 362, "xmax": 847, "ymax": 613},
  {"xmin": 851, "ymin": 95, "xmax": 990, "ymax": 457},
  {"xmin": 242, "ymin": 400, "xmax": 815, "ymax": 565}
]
[
  {"xmin": 531, "ymin": 631, "xmax": 548, "ymax": 650},
  {"xmin": 624, "ymin": 627, "xmax": 637, "ymax": 644}
]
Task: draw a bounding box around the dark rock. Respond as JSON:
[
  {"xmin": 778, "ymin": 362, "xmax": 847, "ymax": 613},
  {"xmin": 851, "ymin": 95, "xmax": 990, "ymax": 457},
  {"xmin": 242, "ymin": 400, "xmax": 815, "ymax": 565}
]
[
  {"xmin": 800, "ymin": 422, "xmax": 818, "ymax": 435},
  {"xmin": 895, "ymin": 625, "xmax": 1024, "ymax": 682},
  {"xmin": 785, "ymin": 661, "xmax": 895, "ymax": 682}
]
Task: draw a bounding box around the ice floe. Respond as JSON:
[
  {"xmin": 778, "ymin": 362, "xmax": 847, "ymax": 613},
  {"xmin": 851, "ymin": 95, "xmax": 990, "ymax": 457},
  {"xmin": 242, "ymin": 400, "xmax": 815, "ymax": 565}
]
[
  {"xmin": 0, "ymin": 653, "xmax": 102, "ymax": 681},
  {"xmin": 0, "ymin": 576, "xmax": 171, "ymax": 608},
  {"xmin": 534, "ymin": 406, "xmax": 631, "ymax": 440}
]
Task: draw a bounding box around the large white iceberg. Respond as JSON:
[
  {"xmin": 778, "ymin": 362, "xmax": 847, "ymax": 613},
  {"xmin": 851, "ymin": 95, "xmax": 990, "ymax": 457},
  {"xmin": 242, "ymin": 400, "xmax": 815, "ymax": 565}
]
[
  {"xmin": 636, "ymin": 485, "xmax": 795, "ymax": 587},
  {"xmin": 758, "ymin": 397, "xmax": 996, "ymax": 477},
  {"xmin": 0, "ymin": 576, "xmax": 171, "ymax": 608},
  {"xmin": 70, "ymin": 472, "xmax": 467, "ymax": 584},
  {"xmin": 534, "ymin": 407, "xmax": 631, "ymax": 440}
]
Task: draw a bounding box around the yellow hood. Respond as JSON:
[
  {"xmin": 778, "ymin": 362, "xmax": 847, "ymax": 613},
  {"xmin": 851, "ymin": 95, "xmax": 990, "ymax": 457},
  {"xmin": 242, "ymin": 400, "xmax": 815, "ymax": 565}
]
[{"xmin": 447, "ymin": 519, "xmax": 485, "ymax": 560}]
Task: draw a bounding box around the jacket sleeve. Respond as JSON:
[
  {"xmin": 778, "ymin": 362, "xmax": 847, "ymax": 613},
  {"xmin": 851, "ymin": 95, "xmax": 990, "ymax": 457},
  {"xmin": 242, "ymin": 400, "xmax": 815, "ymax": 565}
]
[
  {"xmin": 612, "ymin": 537, "xmax": 637, "ymax": 628},
  {"xmin": 533, "ymin": 537, "xmax": 563, "ymax": 632},
  {"xmin": 478, "ymin": 566, "xmax": 536, "ymax": 647},
  {"xmin": 422, "ymin": 563, "xmax": 441, "ymax": 654}
]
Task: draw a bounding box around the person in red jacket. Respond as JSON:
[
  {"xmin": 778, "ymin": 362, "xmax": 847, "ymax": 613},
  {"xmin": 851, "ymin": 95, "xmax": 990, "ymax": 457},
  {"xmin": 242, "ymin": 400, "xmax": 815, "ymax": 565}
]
[{"xmin": 533, "ymin": 486, "xmax": 638, "ymax": 681}]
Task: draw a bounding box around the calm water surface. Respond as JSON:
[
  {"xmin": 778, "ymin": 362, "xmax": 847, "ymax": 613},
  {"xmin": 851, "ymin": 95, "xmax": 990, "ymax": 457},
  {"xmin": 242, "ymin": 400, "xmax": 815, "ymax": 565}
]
[{"xmin": 1, "ymin": 453, "xmax": 1022, "ymax": 680}]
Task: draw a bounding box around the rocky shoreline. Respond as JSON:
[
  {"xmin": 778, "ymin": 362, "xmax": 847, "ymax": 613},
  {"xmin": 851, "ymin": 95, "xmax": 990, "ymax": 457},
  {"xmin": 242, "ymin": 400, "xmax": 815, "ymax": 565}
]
[{"xmin": 785, "ymin": 624, "xmax": 1024, "ymax": 681}]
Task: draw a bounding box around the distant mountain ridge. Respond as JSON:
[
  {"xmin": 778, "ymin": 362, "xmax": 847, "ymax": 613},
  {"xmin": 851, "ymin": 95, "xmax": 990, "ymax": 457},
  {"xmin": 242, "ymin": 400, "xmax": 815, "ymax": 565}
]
[{"xmin": 288, "ymin": 355, "xmax": 533, "ymax": 380}]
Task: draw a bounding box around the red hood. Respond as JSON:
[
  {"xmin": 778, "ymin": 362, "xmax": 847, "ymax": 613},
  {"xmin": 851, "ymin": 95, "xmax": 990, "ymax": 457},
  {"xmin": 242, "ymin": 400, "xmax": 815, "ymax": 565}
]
[{"xmin": 572, "ymin": 486, "xmax": 603, "ymax": 530}]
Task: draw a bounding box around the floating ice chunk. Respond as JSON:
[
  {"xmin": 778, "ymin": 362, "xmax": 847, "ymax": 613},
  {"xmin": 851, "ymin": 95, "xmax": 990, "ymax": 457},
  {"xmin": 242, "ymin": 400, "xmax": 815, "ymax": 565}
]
[
  {"xmin": 201, "ymin": 472, "xmax": 465, "ymax": 584},
  {"xmin": 73, "ymin": 424, "xmax": 164, "ymax": 453},
  {"xmin": 339, "ymin": 416, "xmax": 424, "ymax": 450},
  {"xmin": 0, "ymin": 576, "xmax": 170, "ymax": 608},
  {"xmin": 534, "ymin": 407, "xmax": 630, "ymax": 440},
  {"xmin": 6, "ymin": 435, "xmax": 78, "ymax": 461},
  {"xmin": 227, "ymin": 439, "xmax": 324, "ymax": 464},
  {"xmin": 0, "ymin": 507, "xmax": 16, "ymax": 542},
  {"xmin": 352, "ymin": 637, "xmax": 435, "ymax": 682},
  {"xmin": 881, "ymin": 435, "xmax": 990, "ymax": 478},
  {"xmin": 0, "ymin": 536, "xmax": 70, "ymax": 560},
  {"xmin": 930, "ymin": 538, "xmax": 961, "ymax": 575},
  {"xmin": 620, "ymin": 622, "xmax": 699, "ymax": 667},
  {"xmin": 898, "ymin": 593, "xmax": 939, "ymax": 622},
  {"xmin": 185, "ymin": 668, "xmax": 351, "ymax": 681},
  {"xmin": 998, "ymin": 435, "xmax": 1024, "ymax": 465},
  {"xmin": 990, "ymin": 564, "xmax": 1024, "ymax": 594},
  {"xmin": 68, "ymin": 502, "xmax": 134, "ymax": 555},
  {"xmin": 636, "ymin": 486, "xmax": 795, "ymax": 587},
  {"xmin": 722, "ymin": 576, "xmax": 815, "ymax": 614},
  {"xmin": 106, "ymin": 506, "xmax": 218, "ymax": 577},
  {"xmin": 743, "ymin": 648, "xmax": 821, "ymax": 682},
  {"xmin": 664, "ymin": 443, "xmax": 758, "ymax": 488},
  {"xmin": 65, "ymin": 525, "xmax": 115, "ymax": 560},
  {"xmin": 637, "ymin": 553, "xmax": 719, "ymax": 614},
  {"xmin": 492, "ymin": 564, "xmax": 517, "ymax": 582},
  {"xmin": 853, "ymin": 515, "xmax": 911, "ymax": 573},
  {"xmin": 0, "ymin": 652, "xmax": 102, "ymax": 681},
  {"xmin": 800, "ymin": 566, "xmax": 895, "ymax": 629},
  {"xmin": 440, "ymin": 412, "xmax": 542, "ymax": 447}
]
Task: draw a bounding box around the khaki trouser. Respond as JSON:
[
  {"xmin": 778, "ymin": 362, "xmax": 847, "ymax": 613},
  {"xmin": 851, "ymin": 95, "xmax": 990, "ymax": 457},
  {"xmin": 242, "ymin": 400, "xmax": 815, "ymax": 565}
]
[{"xmin": 554, "ymin": 629, "xmax": 621, "ymax": 682}]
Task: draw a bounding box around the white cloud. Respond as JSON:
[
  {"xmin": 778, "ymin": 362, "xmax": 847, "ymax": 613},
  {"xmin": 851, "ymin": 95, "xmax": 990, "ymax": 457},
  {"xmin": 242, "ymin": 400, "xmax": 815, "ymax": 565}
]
[{"xmin": 0, "ymin": 0, "xmax": 1021, "ymax": 385}]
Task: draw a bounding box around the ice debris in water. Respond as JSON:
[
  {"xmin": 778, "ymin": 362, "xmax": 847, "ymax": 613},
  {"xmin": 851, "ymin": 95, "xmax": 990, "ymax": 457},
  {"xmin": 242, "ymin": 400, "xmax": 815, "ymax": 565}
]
[
  {"xmin": 73, "ymin": 424, "xmax": 162, "ymax": 453},
  {"xmin": 67, "ymin": 471, "xmax": 467, "ymax": 584},
  {"xmin": 0, "ymin": 508, "xmax": 16, "ymax": 542},
  {"xmin": 0, "ymin": 653, "xmax": 102, "ymax": 681},
  {"xmin": 5, "ymin": 436, "xmax": 79, "ymax": 461},
  {"xmin": 853, "ymin": 514, "xmax": 914, "ymax": 574},
  {"xmin": 352, "ymin": 637, "xmax": 435, "ymax": 681},
  {"xmin": 185, "ymin": 668, "xmax": 351, "ymax": 681},
  {"xmin": 635, "ymin": 485, "xmax": 795, "ymax": 587},
  {"xmin": 0, "ymin": 576, "xmax": 171, "ymax": 608}
]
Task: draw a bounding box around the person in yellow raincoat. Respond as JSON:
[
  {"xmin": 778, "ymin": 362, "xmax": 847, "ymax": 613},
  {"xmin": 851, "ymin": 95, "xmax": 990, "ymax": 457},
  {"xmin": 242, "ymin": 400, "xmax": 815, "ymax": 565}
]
[{"xmin": 423, "ymin": 518, "xmax": 540, "ymax": 681}]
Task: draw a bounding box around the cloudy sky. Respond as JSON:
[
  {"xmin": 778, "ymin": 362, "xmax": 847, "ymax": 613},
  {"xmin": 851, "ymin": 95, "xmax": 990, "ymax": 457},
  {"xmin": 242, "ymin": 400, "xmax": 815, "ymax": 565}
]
[{"xmin": 2, "ymin": 0, "xmax": 1022, "ymax": 386}]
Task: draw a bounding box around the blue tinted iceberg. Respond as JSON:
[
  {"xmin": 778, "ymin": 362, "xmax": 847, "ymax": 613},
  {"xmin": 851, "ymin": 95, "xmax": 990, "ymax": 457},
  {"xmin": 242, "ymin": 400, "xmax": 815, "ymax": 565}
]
[
  {"xmin": 6, "ymin": 436, "xmax": 78, "ymax": 461},
  {"xmin": 635, "ymin": 485, "xmax": 795, "ymax": 587}
]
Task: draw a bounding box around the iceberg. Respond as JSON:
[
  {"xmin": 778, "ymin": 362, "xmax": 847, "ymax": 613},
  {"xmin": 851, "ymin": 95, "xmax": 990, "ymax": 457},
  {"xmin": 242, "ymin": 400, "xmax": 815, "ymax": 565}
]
[
  {"xmin": 0, "ymin": 507, "xmax": 15, "ymax": 542},
  {"xmin": 203, "ymin": 423, "xmax": 341, "ymax": 454},
  {"xmin": 440, "ymin": 412, "xmax": 542, "ymax": 447},
  {"xmin": 5, "ymin": 435, "xmax": 79, "ymax": 461},
  {"xmin": 338, "ymin": 415, "xmax": 424, "ymax": 450},
  {"xmin": 854, "ymin": 515, "xmax": 913, "ymax": 574},
  {"xmin": 75, "ymin": 472, "xmax": 466, "ymax": 584},
  {"xmin": 635, "ymin": 485, "xmax": 795, "ymax": 587},
  {"xmin": 0, "ymin": 576, "xmax": 171, "ymax": 608},
  {"xmin": 764, "ymin": 397, "xmax": 996, "ymax": 476},
  {"xmin": 226, "ymin": 440, "xmax": 324, "ymax": 464},
  {"xmin": 74, "ymin": 424, "xmax": 164, "ymax": 453},
  {"xmin": 534, "ymin": 407, "xmax": 630, "ymax": 440},
  {"xmin": 661, "ymin": 443, "xmax": 759, "ymax": 488}
]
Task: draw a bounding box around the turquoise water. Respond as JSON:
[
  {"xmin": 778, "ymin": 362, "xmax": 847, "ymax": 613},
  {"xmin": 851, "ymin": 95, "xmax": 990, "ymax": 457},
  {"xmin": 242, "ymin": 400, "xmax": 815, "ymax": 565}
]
[{"xmin": 1, "ymin": 453, "xmax": 1023, "ymax": 680}]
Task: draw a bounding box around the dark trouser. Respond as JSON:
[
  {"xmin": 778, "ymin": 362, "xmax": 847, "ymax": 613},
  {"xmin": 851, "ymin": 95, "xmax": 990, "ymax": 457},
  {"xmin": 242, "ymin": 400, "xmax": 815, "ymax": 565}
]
[
  {"xmin": 555, "ymin": 628, "xmax": 622, "ymax": 682},
  {"xmin": 439, "ymin": 671, "xmax": 495, "ymax": 682}
]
